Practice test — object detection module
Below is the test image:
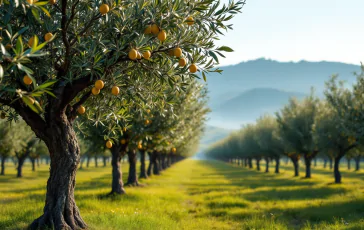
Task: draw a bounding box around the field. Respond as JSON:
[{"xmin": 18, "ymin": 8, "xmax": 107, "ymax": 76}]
[{"xmin": 0, "ymin": 159, "xmax": 363, "ymax": 230}]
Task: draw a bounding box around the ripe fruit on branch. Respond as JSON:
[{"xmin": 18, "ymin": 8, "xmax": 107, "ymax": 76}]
[
  {"xmin": 186, "ymin": 16, "xmax": 194, "ymax": 26},
  {"xmin": 95, "ymin": 80, "xmax": 105, "ymax": 90},
  {"xmin": 77, "ymin": 106, "xmax": 86, "ymax": 114},
  {"xmin": 189, "ymin": 64, "xmax": 197, "ymax": 73},
  {"xmin": 111, "ymin": 86, "xmax": 120, "ymax": 96},
  {"xmin": 179, "ymin": 58, "xmax": 187, "ymax": 67},
  {"xmin": 172, "ymin": 147, "xmax": 177, "ymax": 153},
  {"xmin": 106, "ymin": 140, "xmax": 113, "ymax": 149},
  {"xmin": 28, "ymin": 36, "xmax": 35, "ymax": 47},
  {"xmin": 92, "ymin": 87, "xmax": 100, "ymax": 95},
  {"xmin": 44, "ymin": 33, "xmax": 53, "ymax": 41},
  {"xmin": 120, "ymin": 139, "xmax": 126, "ymax": 145},
  {"xmin": 145, "ymin": 119, "xmax": 150, "ymax": 125},
  {"xmin": 27, "ymin": 0, "xmax": 33, "ymax": 4},
  {"xmin": 128, "ymin": 49, "xmax": 138, "ymax": 60},
  {"xmin": 23, "ymin": 75, "xmax": 33, "ymax": 85},
  {"xmin": 49, "ymin": 0, "xmax": 56, "ymax": 5},
  {"xmin": 174, "ymin": 48, "xmax": 182, "ymax": 57},
  {"xmin": 157, "ymin": 30, "xmax": 167, "ymax": 42},
  {"xmin": 151, "ymin": 24, "xmax": 159, "ymax": 35},
  {"xmin": 144, "ymin": 25, "xmax": 152, "ymax": 34},
  {"xmin": 143, "ymin": 51, "xmax": 151, "ymax": 59},
  {"xmin": 99, "ymin": 4, "xmax": 110, "ymax": 15}
]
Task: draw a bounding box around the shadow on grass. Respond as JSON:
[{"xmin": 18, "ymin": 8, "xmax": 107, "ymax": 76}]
[{"xmin": 242, "ymin": 187, "xmax": 347, "ymax": 202}]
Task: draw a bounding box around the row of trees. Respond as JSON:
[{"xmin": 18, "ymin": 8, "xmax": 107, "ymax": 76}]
[
  {"xmin": 0, "ymin": 0, "xmax": 245, "ymax": 229},
  {"xmin": 205, "ymin": 73, "xmax": 364, "ymax": 184}
]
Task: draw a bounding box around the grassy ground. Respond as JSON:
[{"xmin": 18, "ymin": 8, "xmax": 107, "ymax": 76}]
[{"xmin": 0, "ymin": 159, "xmax": 363, "ymax": 230}]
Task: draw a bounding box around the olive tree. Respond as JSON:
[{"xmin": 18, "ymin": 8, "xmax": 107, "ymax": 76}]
[{"xmin": 0, "ymin": 0, "xmax": 244, "ymax": 228}]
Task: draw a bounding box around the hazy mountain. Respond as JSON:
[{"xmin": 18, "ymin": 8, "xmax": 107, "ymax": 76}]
[
  {"xmin": 198, "ymin": 125, "xmax": 232, "ymax": 152},
  {"xmin": 210, "ymin": 88, "xmax": 306, "ymax": 127},
  {"xmin": 205, "ymin": 58, "xmax": 360, "ymax": 108},
  {"xmin": 203, "ymin": 58, "xmax": 360, "ymax": 129}
]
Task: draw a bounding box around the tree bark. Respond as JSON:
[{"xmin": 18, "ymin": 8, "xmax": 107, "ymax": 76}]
[
  {"xmin": 304, "ymin": 155, "xmax": 312, "ymax": 178},
  {"xmin": 256, "ymin": 158, "xmax": 261, "ymax": 171},
  {"xmin": 126, "ymin": 150, "xmax": 139, "ymax": 186},
  {"xmin": 153, "ymin": 151, "xmax": 160, "ymax": 175},
  {"xmin": 110, "ymin": 146, "xmax": 125, "ymax": 195},
  {"xmin": 274, "ymin": 157, "xmax": 280, "ymax": 174},
  {"xmin": 1, "ymin": 156, "xmax": 6, "ymax": 175},
  {"xmin": 354, "ymin": 156, "xmax": 361, "ymax": 171},
  {"xmin": 161, "ymin": 154, "xmax": 166, "ymax": 170},
  {"xmin": 103, "ymin": 156, "xmax": 107, "ymax": 167},
  {"xmin": 147, "ymin": 152, "xmax": 153, "ymax": 176},
  {"xmin": 94, "ymin": 156, "xmax": 98, "ymax": 167},
  {"xmin": 290, "ymin": 157, "xmax": 299, "ymax": 177},
  {"xmin": 264, "ymin": 157, "xmax": 269, "ymax": 173},
  {"xmin": 30, "ymin": 121, "xmax": 86, "ymax": 230},
  {"xmin": 139, "ymin": 151, "xmax": 148, "ymax": 179},
  {"xmin": 248, "ymin": 157, "xmax": 253, "ymax": 169},
  {"xmin": 334, "ymin": 155, "xmax": 343, "ymax": 183},
  {"xmin": 17, "ymin": 157, "xmax": 26, "ymax": 178},
  {"xmin": 329, "ymin": 158, "xmax": 333, "ymax": 169},
  {"xmin": 31, "ymin": 158, "xmax": 36, "ymax": 172},
  {"xmin": 86, "ymin": 156, "xmax": 90, "ymax": 168}
]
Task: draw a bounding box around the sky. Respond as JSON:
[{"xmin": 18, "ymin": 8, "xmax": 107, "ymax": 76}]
[{"xmin": 216, "ymin": 0, "xmax": 364, "ymax": 66}]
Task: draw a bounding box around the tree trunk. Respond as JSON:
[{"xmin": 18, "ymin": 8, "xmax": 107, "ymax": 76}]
[
  {"xmin": 347, "ymin": 158, "xmax": 351, "ymax": 170},
  {"xmin": 86, "ymin": 156, "xmax": 90, "ymax": 168},
  {"xmin": 290, "ymin": 157, "xmax": 299, "ymax": 177},
  {"xmin": 329, "ymin": 158, "xmax": 333, "ymax": 169},
  {"xmin": 244, "ymin": 158, "xmax": 248, "ymax": 167},
  {"xmin": 264, "ymin": 157, "xmax": 269, "ymax": 173},
  {"xmin": 274, "ymin": 157, "xmax": 280, "ymax": 174},
  {"xmin": 334, "ymin": 155, "xmax": 343, "ymax": 183},
  {"xmin": 153, "ymin": 151, "xmax": 160, "ymax": 175},
  {"xmin": 147, "ymin": 152, "xmax": 153, "ymax": 176},
  {"xmin": 79, "ymin": 157, "xmax": 85, "ymax": 170},
  {"xmin": 248, "ymin": 157, "xmax": 253, "ymax": 169},
  {"xmin": 30, "ymin": 121, "xmax": 86, "ymax": 230},
  {"xmin": 94, "ymin": 156, "xmax": 98, "ymax": 167},
  {"xmin": 1, "ymin": 156, "xmax": 6, "ymax": 175},
  {"xmin": 166, "ymin": 154, "xmax": 171, "ymax": 168},
  {"xmin": 256, "ymin": 158, "xmax": 261, "ymax": 171},
  {"xmin": 355, "ymin": 156, "xmax": 361, "ymax": 171},
  {"xmin": 304, "ymin": 155, "xmax": 312, "ymax": 178},
  {"xmin": 103, "ymin": 156, "xmax": 107, "ymax": 167},
  {"xmin": 110, "ymin": 146, "xmax": 125, "ymax": 195},
  {"xmin": 17, "ymin": 157, "xmax": 25, "ymax": 178},
  {"xmin": 161, "ymin": 154, "xmax": 166, "ymax": 170},
  {"xmin": 126, "ymin": 150, "xmax": 139, "ymax": 186},
  {"xmin": 31, "ymin": 158, "xmax": 36, "ymax": 172},
  {"xmin": 139, "ymin": 151, "xmax": 148, "ymax": 179},
  {"xmin": 323, "ymin": 158, "xmax": 327, "ymax": 168}
]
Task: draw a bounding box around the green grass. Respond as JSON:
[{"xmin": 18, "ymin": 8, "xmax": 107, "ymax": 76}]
[{"xmin": 0, "ymin": 159, "xmax": 363, "ymax": 229}]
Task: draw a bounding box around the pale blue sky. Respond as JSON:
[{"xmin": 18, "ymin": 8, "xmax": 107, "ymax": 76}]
[{"xmin": 217, "ymin": 0, "xmax": 364, "ymax": 66}]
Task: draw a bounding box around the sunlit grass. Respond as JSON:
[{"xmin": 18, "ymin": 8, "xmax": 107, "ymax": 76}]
[{"xmin": 0, "ymin": 159, "xmax": 363, "ymax": 229}]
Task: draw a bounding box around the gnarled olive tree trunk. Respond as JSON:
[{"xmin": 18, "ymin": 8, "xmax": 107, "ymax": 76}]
[
  {"xmin": 274, "ymin": 156, "xmax": 280, "ymax": 174},
  {"xmin": 264, "ymin": 157, "xmax": 269, "ymax": 173},
  {"xmin": 1, "ymin": 156, "xmax": 6, "ymax": 175},
  {"xmin": 30, "ymin": 119, "xmax": 86, "ymax": 230},
  {"xmin": 147, "ymin": 152, "xmax": 153, "ymax": 176},
  {"xmin": 152, "ymin": 151, "xmax": 160, "ymax": 175},
  {"xmin": 248, "ymin": 157, "xmax": 253, "ymax": 169},
  {"xmin": 30, "ymin": 158, "xmax": 36, "ymax": 172},
  {"xmin": 139, "ymin": 150, "xmax": 148, "ymax": 179},
  {"xmin": 110, "ymin": 145, "xmax": 126, "ymax": 195},
  {"xmin": 290, "ymin": 156, "xmax": 299, "ymax": 177},
  {"xmin": 354, "ymin": 156, "xmax": 361, "ymax": 171},
  {"xmin": 304, "ymin": 155, "xmax": 312, "ymax": 178},
  {"xmin": 256, "ymin": 158, "xmax": 261, "ymax": 171},
  {"xmin": 126, "ymin": 150, "xmax": 139, "ymax": 186}
]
